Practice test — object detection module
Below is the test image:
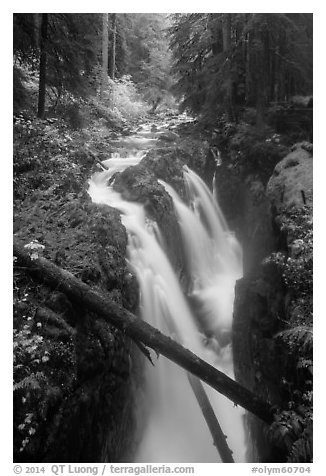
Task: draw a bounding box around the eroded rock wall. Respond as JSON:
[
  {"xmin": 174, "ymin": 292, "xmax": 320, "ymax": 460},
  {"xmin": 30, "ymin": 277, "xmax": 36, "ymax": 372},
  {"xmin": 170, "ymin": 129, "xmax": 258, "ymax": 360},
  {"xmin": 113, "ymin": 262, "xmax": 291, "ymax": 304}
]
[{"xmin": 229, "ymin": 143, "xmax": 313, "ymax": 462}]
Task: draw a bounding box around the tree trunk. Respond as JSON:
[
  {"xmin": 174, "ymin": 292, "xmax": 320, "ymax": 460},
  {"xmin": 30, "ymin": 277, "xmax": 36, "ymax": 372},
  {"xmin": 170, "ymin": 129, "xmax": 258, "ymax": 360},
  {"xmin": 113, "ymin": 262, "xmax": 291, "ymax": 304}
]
[
  {"xmin": 158, "ymin": 293, "xmax": 233, "ymax": 461},
  {"xmin": 13, "ymin": 239, "xmax": 275, "ymax": 425},
  {"xmin": 37, "ymin": 13, "xmax": 48, "ymax": 119},
  {"xmin": 245, "ymin": 31, "xmax": 251, "ymax": 105},
  {"xmin": 256, "ymin": 82, "xmax": 265, "ymax": 133},
  {"xmin": 187, "ymin": 373, "xmax": 234, "ymax": 462},
  {"xmin": 150, "ymin": 97, "xmax": 162, "ymax": 113},
  {"xmin": 101, "ymin": 13, "xmax": 109, "ymax": 99},
  {"xmin": 110, "ymin": 13, "xmax": 117, "ymax": 80},
  {"xmin": 33, "ymin": 13, "xmax": 40, "ymax": 47},
  {"xmin": 255, "ymin": 33, "xmax": 267, "ymax": 133},
  {"xmin": 222, "ymin": 14, "xmax": 235, "ymax": 122}
]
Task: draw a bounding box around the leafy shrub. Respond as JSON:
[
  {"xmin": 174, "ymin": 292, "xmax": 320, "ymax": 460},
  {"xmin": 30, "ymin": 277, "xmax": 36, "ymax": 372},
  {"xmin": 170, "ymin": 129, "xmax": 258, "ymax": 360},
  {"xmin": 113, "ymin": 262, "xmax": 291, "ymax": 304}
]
[
  {"xmin": 267, "ymin": 323, "xmax": 313, "ymax": 462},
  {"xmin": 91, "ymin": 75, "xmax": 148, "ymax": 125},
  {"xmin": 263, "ymin": 203, "xmax": 313, "ymax": 462},
  {"xmin": 63, "ymin": 103, "xmax": 87, "ymax": 130},
  {"xmin": 279, "ymin": 207, "xmax": 313, "ymax": 300},
  {"xmin": 277, "ymin": 326, "xmax": 313, "ymax": 356},
  {"xmin": 264, "ymin": 206, "xmax": 312, "ymax": 328},
  {"xmin": 228, "ymin": 123, "xmax": 289, "ymax": 179},
  {"xmin": 13, "ymin": 318, "xmax": 75, "ymax": 457},
  {"xmin": 13, "ymin": 67, "xmax": 29, "ymax": 113},
  {"xmin": 269, "ymin": 404, "xmax": 312, "ymax": 462}
]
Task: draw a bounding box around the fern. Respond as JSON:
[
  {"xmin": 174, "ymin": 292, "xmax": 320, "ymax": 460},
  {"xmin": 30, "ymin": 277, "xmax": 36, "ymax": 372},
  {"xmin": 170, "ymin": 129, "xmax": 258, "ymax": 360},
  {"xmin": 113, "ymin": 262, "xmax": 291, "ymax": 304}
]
[
  {"xmin": 277, "ymin": 326, "xmax": 313, "ymax": 354},
  {"xmin": 288, "ymin": 424, "xmax": 313, "ymax": 463},
  {"xmin": 269, "ymin": 410, "xmax": 312, "ymax": 462},
  {"xmin": 14, "ymin": 372, "xmax": 45, "ymax": 392}
]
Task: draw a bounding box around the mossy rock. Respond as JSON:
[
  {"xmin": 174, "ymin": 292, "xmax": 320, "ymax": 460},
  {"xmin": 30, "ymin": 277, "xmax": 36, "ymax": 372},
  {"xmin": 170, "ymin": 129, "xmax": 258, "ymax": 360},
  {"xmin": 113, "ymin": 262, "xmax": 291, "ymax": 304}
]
[
  {"xmin": 13, "ymin": 120, "xmax": 141, "ymax": 462},
  {"xmin": 113, "ymin": 160, "xmax": 186, "ymax": 276},
  {"xmin": 267, "ymin": 144, "xmax": 313, "ymax": 212}
]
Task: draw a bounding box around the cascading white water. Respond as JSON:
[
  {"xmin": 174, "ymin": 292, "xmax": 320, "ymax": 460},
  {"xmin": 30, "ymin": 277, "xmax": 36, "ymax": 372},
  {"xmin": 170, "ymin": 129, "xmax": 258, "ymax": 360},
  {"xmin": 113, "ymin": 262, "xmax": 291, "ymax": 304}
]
[
  {"xmin": 159, "ymin": 168, "xmax": 242, "ymax": 347},
  {"xmin": 88, "ymin": 145, "xmax": 247, "ymax": 463}
]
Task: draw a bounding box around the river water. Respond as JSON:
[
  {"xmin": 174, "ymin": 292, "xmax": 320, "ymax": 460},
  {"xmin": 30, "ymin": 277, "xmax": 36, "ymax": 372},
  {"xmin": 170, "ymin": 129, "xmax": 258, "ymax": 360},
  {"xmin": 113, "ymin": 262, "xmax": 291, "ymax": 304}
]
[{"xmin": 88, "ymin": 119, "xmax": 247, "ymax": 463}]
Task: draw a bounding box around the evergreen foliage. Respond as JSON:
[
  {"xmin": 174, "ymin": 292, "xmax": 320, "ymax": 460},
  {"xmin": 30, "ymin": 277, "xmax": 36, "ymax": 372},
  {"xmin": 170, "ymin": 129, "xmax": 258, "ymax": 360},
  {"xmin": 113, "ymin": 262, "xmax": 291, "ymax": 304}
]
[
  {"xmin": 14, "ymin": 14, "xmax": 102, "ymax": 101},
  {"xmin": 13, "ymin": 13, "xmax": 174, "ymax": 117},
  {"xmin": 169, "ymin": 13, "xmax": 313, "ymax": 126},
  {"xmin": 13, "ymin": 12, "xmax": 313, "ymax": 464}
]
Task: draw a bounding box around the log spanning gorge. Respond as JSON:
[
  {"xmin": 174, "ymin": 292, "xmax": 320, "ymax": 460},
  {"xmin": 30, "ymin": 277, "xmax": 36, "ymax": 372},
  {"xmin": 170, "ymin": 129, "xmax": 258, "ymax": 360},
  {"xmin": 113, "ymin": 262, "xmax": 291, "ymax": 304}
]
[{"xmin": 88, "ymin": 122, "xmax": 247, "ymax": 462}]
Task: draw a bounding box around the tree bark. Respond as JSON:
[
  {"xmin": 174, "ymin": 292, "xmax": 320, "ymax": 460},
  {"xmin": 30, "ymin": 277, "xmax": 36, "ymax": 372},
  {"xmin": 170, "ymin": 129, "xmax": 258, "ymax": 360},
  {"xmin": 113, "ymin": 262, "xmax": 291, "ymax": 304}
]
[
  {"xmin": 33, "ymin": 13, "xmax": 40, "ymax": 48},
  {"xmin": 101, "ymin": 13, "xmax": 109, "ymax": 99},
  {"xmin": 37, "ymin": 13, "xmax": 48, "ymax": 119},
  {"xmin": 110, "ymin": 13, "xmax": 117, "ymax": 80},
  {"xmin": 187, "ymin": 373, "xmax": 235, "ymax": 462},
  {"xmin": 13, "ymin": 239, "xmax": 274, "ymax": 425},
  {"xmin": 222, "ymin": 14, "xmax": 235, "ymax": 122},
  {"xmin": 159, "ymin": 296, "xmax": 233, "ymax": 461}
]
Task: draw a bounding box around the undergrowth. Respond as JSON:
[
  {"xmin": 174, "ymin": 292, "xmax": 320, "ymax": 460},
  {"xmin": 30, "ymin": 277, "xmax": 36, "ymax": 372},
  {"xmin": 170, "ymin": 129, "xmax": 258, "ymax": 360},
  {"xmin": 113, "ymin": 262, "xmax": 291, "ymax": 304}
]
[
  {"xmin": 263, "ymin": 206, "xmax": 313, "ymax": 462},
  {"xmin": 13, "ymin": 269, "xmax": 76, "ymax": 459}
]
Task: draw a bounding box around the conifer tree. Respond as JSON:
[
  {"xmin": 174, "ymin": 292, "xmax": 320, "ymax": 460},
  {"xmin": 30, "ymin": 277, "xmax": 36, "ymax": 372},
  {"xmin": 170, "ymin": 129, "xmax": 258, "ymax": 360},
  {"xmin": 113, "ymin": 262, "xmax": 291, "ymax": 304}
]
[{"xmin": 101, "ymin": 13, "xmax": 109, "ymax": 99}]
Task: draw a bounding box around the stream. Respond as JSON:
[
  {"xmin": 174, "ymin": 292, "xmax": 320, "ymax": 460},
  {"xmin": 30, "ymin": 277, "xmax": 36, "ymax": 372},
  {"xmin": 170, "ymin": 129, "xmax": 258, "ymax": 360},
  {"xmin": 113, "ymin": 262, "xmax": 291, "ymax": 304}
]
[{"xmin": 88, "ymin": 116, "xmax": 247, "ymax": 463}]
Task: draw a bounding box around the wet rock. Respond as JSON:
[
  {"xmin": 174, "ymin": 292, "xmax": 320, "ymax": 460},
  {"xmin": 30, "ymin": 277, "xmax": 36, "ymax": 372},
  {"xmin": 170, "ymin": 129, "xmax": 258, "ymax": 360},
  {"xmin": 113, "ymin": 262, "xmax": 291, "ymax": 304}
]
[
  {"xmin": 267, "ymin": 144, "xmax": 312, "ymax": 212},
  {"xmin": 113, "ymin": 160, "xmax": 186, "ymax": 275},
  {"xmin": 158, "ymin": 130, "xmax": 179, "ymax": 142},
  {"xmin": 232, "ymin": 144, "xmax": 313, "ymax": 462},
  {"xmin": 141, "ymin": 147, "xmax": 186, "ymax": 195}
]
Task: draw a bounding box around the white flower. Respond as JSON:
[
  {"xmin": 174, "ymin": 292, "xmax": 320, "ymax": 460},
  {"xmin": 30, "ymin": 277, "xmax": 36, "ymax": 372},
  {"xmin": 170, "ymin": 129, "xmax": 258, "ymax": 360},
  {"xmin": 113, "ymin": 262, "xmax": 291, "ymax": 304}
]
[{"xmin": 24, "ymin": 240, "xmax": 45, "ymax": 260}]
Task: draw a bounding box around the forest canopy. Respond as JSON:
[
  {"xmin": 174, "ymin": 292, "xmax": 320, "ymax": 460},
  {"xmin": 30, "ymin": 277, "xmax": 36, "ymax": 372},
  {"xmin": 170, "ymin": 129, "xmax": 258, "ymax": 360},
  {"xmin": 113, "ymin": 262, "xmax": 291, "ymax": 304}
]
[
  {"xmin": 13, "ymin": 12, "xmax": 313, "ymax": 465},
  {"xmin": 13, "ymin": 13, "xmax": 173, "ymax": 118},
  {"xmin": 13, "ymin": 12, "xmax": 312, "ymax": 130},
  {"xmin": 169, "ymin": 13, "xmax": 313, "ymax": 126}
]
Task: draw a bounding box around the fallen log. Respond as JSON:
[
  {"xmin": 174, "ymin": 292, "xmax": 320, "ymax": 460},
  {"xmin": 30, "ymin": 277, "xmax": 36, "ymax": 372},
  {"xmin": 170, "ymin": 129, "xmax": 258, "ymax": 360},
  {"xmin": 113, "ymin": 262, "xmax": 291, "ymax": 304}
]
[
  {"xmin": 13, "ymin": 239, "xmax": 275, "ymax": 424},
  {"xmin": 161, "ymin": 306, "xmax": 234, "ymax": 461},
  {"xmin": 187, "ymin": 373, "xmax": 235, "ymax": 463},
  {"xmin": 87, "ymin": 149, "xmax": 108, "ymax": 170}
]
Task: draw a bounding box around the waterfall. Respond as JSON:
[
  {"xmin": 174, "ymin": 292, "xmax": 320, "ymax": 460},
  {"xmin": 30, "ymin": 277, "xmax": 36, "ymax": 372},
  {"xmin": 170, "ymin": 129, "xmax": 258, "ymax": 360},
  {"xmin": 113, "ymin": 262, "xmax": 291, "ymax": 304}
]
[{"xmin": 88, "ymin": 151, "xmax": 246, "ymax": 463}]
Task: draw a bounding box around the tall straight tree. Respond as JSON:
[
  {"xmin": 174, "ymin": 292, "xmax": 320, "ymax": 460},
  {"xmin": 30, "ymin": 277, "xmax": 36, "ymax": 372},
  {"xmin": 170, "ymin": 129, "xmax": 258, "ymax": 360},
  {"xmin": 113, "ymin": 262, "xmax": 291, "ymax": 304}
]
[
  {"xmin": 169, "ymin": 13, "xmax": 312, "ymax": 126},
  {"xmin": 110, "ymin": 13, "xmax": 117, "ymax": 80},
  {"xmin": 101, "ymin": 13, "xmax": 109, "ymax": 99},
  {"xmin": 37, "ymin": 13, "xmax": 48, "ymax": 118},
  {"xmin": 222, "ymin": 13, "xmax": 234, "ymax": 122}
]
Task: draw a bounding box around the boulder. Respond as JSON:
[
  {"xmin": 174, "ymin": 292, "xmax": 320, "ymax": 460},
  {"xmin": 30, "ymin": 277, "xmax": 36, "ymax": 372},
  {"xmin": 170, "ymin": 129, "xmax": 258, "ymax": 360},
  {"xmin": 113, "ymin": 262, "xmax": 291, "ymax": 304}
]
[
  {"xmin": 267, "ymin": 144, "xmax": 312, "ymax": 212},
  {"xmin": 158, "ymin": 130, "xmax": 179, "ymax": 142}
]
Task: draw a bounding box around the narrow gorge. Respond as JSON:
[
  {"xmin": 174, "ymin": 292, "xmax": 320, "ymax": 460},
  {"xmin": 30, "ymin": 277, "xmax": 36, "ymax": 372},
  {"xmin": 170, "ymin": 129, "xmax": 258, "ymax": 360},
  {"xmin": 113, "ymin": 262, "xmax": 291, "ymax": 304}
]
[{"xmin": 13, "ymin": 12, "xmax": 313, "ymax": 466}]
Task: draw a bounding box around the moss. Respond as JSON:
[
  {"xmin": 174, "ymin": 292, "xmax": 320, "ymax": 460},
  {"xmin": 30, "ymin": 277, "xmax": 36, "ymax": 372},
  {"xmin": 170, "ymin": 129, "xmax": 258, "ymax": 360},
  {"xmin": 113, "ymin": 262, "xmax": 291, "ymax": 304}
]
[
  {"xmin": 13, "ymin": 114, "xmax": 140, "ymax": 462},
  {"xmin": 233, "ymin": 145, "xmax": 313, "ymax": 462},
  {"xmin": 267, "ymin": 147, "xmax": 312, "ymax": 212}
]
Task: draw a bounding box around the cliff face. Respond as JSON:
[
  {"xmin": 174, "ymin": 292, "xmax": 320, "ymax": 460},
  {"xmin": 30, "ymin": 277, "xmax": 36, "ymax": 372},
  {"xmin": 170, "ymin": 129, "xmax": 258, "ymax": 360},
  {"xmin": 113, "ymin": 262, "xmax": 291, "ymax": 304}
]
[{"xmin": 228, "ymin": 143, "xmax": 313, "ymax": 462}]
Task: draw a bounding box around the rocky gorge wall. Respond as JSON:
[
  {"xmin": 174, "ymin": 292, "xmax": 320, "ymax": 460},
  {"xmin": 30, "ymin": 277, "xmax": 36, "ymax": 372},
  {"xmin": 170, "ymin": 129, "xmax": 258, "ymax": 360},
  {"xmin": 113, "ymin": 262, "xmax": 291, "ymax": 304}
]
[{"xmin": 214, "ymin": 142, "xmax": 313, "ymax": 462}]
